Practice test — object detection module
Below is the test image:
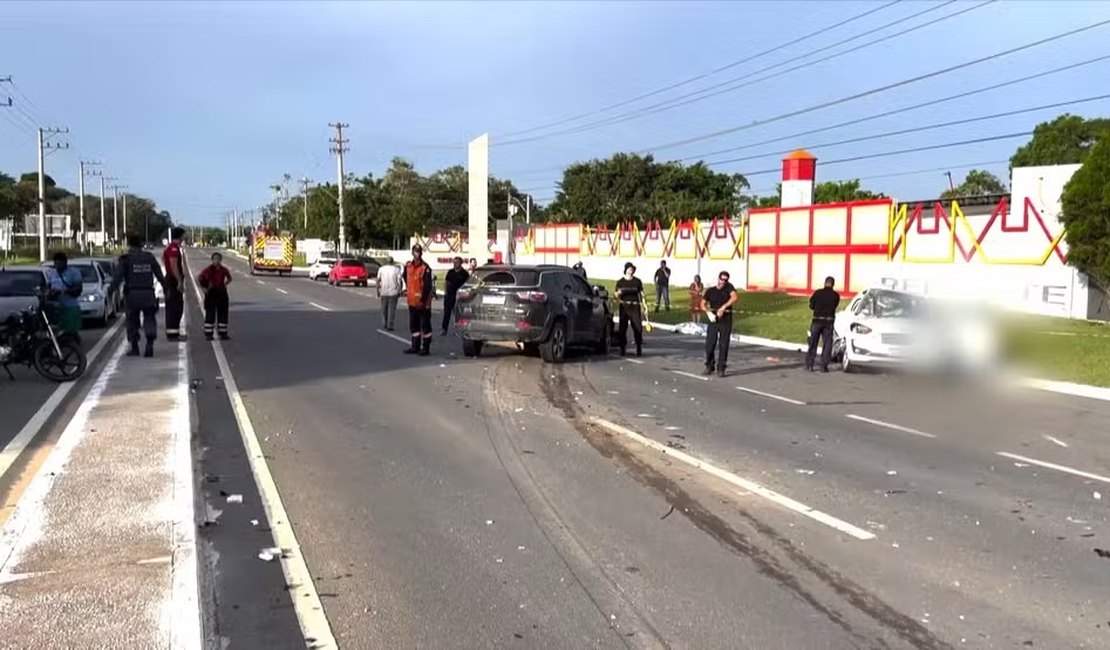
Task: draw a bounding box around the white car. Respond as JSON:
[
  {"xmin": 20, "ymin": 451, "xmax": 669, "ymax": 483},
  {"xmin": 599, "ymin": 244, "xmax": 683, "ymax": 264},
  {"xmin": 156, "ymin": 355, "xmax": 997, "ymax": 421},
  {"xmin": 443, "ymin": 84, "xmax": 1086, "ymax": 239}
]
[
  {"xmin": 42, "ymin": 260, "xmax": 119, "ymax": 327},
  {"xmin": 832, "ymin": 288, "xmax": 997, "ymax": 374},
  {"xmin": 308, "ymin": 257, "xmax": 336, "ymax": 281}
]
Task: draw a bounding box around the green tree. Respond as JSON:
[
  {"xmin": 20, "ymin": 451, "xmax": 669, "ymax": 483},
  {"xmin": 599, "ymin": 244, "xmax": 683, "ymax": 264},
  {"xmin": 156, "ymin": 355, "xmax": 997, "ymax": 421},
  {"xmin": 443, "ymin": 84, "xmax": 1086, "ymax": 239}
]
[
  {"xmin": 1060, "ymin": 132, "xmax": 1110, "ymax": 299},
  {"xmin": 940, "ymin": 169, "xmax": 1007, "ymax": 199},
  {"xmin": 1011, "ymin": 114, "xmax": 1110, "ymax": 168},
  {"xmin": 812, "ymin": 179, "xmax": 885, "ymax": 203}
]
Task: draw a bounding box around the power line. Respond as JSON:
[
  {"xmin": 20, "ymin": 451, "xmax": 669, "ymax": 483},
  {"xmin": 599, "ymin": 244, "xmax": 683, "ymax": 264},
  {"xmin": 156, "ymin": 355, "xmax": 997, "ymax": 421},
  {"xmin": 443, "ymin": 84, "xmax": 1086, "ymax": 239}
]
[
  {"xmin": 497, "ymin": 0, "xmax": 992, "ymax": 147},
  {"xmin": 644, "ymin": 18, "xmax": 1110, "ymax": 153},
  {"xmin": 704, "ymin": 93, "xmax": 1110, "ymax": 166},
  {"xmin": 733, "ymin": 131, "xmax": 1032, "ymax": 178},
  {"xmin": 681, "ymin": 52, "xmax": 1110, "ymax": 162},
  {"xmin": 499, "ymin": 0, "xmax": 902, "ymax": 138}
]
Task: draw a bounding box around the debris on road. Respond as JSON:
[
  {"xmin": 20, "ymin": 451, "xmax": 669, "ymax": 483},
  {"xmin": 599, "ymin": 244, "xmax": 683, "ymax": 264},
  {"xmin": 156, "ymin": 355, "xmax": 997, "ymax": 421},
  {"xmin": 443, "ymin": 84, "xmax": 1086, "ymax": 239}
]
[
  {"xmin": 1095, "ymin": 549, "xmax": 1110, "ymax": 559},
  {"xmin": 1043, "ymin": 435, "xmax": 1068, "ymax": 448},
  {"xmin": 258, "ymin": 547, "xmax": 283, "ymax": 562},
  {"xmin": 660, "ymin": 506, "xmax": 675, "ymax": 520},
  {"xmin": 886, "ymin": 470, "xmax": 898, "ymax": 476},
  {"xmin": 250, "ymin": 519, "xmax": 259, "ymax": 526},
  {"xmin": 225, "ymin": 494, "xmax": 243, "ymax": 504},
  {"xmin": 664, "ymin": 426, "xmax": 682, "ymax": 432},
  {"xmin": 486, "ymin": 519, "xmax": 495, "ymax": 526},
  {"xmin": 1095, "ymin": 491, "xmax": 1103, "ymax": 500},
  {"xmin": 1013, "ymin": 462, "xmax": 1031, "ymax": 468},
  {"xmin": 795, "ymin": 469, "xmax": 816, "ymax": 475}
]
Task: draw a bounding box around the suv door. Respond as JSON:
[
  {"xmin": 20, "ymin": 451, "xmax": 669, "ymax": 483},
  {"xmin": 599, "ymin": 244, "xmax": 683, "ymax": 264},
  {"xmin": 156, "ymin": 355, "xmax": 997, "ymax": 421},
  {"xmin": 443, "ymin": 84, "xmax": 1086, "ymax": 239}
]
[
  {"xmin": 544, "ymin": 272, "xmax": 580, "ymax": 342},
  {"xmin": 569, "ymin": 275, "xmax": 600, "ymax": 340}
]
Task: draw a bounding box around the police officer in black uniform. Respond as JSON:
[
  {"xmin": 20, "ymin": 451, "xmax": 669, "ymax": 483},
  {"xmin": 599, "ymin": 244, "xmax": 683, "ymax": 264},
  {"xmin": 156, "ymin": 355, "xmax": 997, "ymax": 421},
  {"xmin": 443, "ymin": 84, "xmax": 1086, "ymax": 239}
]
[
  {"xmin": 109, "ymin": 234, "xmax": 167, "ymax": 357},
  {"xmin": 614, "ymin": 262, "xmax": 644, "ymax": 357}
]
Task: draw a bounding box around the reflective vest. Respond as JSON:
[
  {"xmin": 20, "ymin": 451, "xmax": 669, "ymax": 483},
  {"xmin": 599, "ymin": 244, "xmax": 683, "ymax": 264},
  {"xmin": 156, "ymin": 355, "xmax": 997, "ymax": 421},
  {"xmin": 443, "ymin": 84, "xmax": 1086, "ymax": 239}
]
[{"xmin": 405, "ymin": 260, "xmax": 432, "ymax": 308}]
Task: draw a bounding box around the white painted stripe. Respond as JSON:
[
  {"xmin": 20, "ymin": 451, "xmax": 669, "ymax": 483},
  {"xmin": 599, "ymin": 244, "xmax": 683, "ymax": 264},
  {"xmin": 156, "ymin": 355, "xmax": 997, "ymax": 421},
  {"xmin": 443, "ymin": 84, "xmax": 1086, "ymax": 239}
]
[
  {"xmin": 275, "ymin": 288, "xmax": 288, "ymax": 295},
  {"xmin": 672, "ymin": 370, "xmax": 709, "ymax": 382},
  {"xmin": 1043, "ymin": 435, "xmax": 1069, "ymax": 448},
  {"xmin": 845, "ymin": 414, "xmax": 937, "ymax": 439},
  {"xmin": 609, "ymin": 353, "xmax": 645, "ymax": 365},
  {"xmin": 0, "ymin": 340, "xmax": 127, "ymax": 572},
  {"xmin": 170, "ymin": 327, "xmax": 201, "ymax": 650},
  {"xmin": 592, "ymin": 417, "xmax": 875, "ymax": 541},
  {"xmin": 735, "ymin": 385, "xmax": 806, "ymax": 406},
  {"xmin": 255, "ymin": 280, "xmax": 266, "ymax": 285},
  {"xmin": 997, "ymin": 451, "xmax": 1110, "ymax": 485},
  {"xmin": 0, "ymin": 317, "xmax": 125, "ymax": 480},
  {"xmin": 376, "ymin": 328, "xmax": 411, "ymax": 345},
  {"xmin": 308, "ymin": 302, "xmax": 331, "ymax": 312},
  {"xmin": 187, "ymin": 273, "xmax": 337, "ymax": 648}
]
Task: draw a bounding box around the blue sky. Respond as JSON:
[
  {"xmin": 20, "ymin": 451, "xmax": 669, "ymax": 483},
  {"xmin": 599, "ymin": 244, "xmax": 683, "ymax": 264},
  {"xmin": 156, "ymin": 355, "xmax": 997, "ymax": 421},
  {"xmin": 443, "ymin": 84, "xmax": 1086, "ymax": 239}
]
[{"xmin": 1, "ymin": 0, "xmax": 1108, "ymax": 226}]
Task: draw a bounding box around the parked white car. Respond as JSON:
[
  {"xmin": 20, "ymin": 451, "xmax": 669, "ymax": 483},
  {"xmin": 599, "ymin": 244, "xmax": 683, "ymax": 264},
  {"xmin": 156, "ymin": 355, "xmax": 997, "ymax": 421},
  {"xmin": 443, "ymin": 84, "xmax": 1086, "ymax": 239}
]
[
  {"xmin": 308, "ymin": 257, "xmax": 336, "ymax": 281},
  {"xmin": 832, "ymin": 288, "xmax": 997, "ymax": 374},
  {"xmin": 42, "ymin": 260, "xmax": 118, "ymax": 326}
]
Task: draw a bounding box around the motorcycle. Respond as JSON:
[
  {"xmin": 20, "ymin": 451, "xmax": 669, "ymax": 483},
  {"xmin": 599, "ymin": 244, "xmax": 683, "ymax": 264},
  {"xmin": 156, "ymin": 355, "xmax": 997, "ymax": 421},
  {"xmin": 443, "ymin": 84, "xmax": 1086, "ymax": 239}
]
[{"xmin": 0, "ymin": 291, "xmax": 87, "ymax": 382}]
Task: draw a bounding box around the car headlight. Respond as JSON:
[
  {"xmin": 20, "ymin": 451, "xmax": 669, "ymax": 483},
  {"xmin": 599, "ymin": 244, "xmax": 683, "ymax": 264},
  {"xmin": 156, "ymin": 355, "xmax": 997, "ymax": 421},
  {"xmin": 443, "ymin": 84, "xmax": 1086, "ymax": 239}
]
[
  {"xmin": 83, "ymin": 292, "xmax": 103, "ymax": 302},
  {"xmin": 850, "ymin": 323, "xmax": 872, "ymax": 335}
]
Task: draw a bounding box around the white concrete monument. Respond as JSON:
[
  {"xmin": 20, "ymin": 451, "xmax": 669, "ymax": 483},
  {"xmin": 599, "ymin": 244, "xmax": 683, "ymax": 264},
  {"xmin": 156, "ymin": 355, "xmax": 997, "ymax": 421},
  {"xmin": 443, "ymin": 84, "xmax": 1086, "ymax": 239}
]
[{"xmin": 468, "ymin": 134, "xmax": 489, "ymax": 262}]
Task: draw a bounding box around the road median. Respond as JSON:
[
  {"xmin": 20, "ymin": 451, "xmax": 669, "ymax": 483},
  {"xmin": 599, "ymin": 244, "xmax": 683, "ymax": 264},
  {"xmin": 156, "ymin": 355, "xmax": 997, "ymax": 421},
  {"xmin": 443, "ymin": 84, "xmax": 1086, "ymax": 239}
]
[{"xmin": 0, "ymin": 337, "xmax": 200, "ymax": 649}]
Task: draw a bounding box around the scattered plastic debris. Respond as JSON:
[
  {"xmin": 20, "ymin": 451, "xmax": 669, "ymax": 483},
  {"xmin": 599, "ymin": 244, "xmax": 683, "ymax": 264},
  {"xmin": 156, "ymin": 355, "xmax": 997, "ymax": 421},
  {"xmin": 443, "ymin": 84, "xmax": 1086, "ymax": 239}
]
[
  {"xmin": 517, "ymin": 545, "xmax": 526, "ymax": 551},
  {"xmin": 514, "ymin": 407, "xmax": 524, "ymax": 413},
  {"xmin": 891, "ymin": 542, "xmax": 900, "ymax": 548},
  {"xmin": 1043, "ymin": 435, "xmax": 1068, "ymax": 448},
  {"xmin": 1013, "ymin": 462, "xmax": 1030, "ymax": 468},
  {"xmin": 226, "ymin": 494, "xmax": 243, "ymax": 504},
  {"xmin": 258, "ymin": 547, "xmax": 282, "ymax": 562},
  {"xmin": 664, "ymin": 426, "xmax": 682, "ymax": 431},
  {"xmin": 495, "ymin": 558, "xmax": 504, "ymax": 563},
  {"xmin": 636, "ymin": 413, "xmax": 653, "ymax": 418},
  {"xmin": 486, "ymin": 519, "xmax": 495, "ymax": 526},
  {"xmin": 886, "ymin": 470, "xmax": 898, "ymax": 476},
  {"xmin": 606, "ymin": 390, "xmax": 620, "ymax": 395},
  {"xmin": 439, "ymin": 364, "xmax": 447, "ymax": 368},
  {"xmin": 1095, "ymin": 492, "xmax": 1103, "ymax": 501},
  {"xmin": 795, "ymin": 469, "xmax": 816, "ymax": 475},
  {"xmin": 250, "ymin": 519, "xmax": 259, "ymax": 526}
]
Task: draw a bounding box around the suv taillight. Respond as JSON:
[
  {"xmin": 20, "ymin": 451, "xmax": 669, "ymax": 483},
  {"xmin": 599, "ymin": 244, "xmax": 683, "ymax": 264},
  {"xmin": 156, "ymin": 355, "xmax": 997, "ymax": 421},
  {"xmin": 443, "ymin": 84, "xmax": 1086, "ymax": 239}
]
[{"xmin": 515, "ymin": 291, "xmax": 547, "ymax": 303}]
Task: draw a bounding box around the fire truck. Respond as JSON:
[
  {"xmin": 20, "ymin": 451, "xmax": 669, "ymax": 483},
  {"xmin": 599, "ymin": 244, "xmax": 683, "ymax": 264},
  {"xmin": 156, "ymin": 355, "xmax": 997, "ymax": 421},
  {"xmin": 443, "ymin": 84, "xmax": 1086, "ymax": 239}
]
[{"xmin": 249, "ymin": 224, "xmax": 294, "ymax": 276}]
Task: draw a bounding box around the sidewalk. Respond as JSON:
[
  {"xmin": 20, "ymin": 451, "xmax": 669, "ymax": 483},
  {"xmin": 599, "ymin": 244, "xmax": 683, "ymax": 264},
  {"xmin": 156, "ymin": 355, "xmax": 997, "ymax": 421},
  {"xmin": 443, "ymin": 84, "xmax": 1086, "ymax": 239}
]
[{"xmin": 0, "ymin": 338, "xmax": 199, "ymax": 649}]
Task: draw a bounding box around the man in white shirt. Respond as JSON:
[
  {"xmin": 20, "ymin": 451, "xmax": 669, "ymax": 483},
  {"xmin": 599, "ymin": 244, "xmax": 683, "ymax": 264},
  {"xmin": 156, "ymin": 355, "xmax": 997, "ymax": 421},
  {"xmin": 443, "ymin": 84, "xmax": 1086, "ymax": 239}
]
[{"xmin": 376, "ymin": 256, "xmax": 403, "ymax": 331}]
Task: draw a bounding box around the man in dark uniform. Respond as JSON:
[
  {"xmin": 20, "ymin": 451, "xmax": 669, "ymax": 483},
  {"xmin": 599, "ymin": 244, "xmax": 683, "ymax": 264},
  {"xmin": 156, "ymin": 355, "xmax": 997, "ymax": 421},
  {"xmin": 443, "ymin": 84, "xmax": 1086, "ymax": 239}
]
[
  {"xmin": 110, "ymin": 234, "xmax": 166, "ymax": 357},
  {"xmin": 441, "ymin": 256, "xmax": 469, "ymax": 336},
  {"xmin": 805, "ymin": 276, "xmax": 841, "ymax": 372},
  {"xmin": 702, "ymin": 271, "xmax": 738, "ymax": 377},
  {"xmin": 163, "ymin": 227, "xmax": 186, "ymax": 341},
  {"xmin": 614, "ymin": 261, "xmax": 644, "ymax": 357}
]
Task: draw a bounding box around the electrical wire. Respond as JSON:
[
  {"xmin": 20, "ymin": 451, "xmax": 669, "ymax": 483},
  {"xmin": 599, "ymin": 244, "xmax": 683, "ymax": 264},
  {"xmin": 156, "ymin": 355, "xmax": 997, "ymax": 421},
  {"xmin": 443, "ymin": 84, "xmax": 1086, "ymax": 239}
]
[
  {"xmin": 704, "ymin": 93, "xmax": 1110, "ymax": 166},
  {"xmin": 681, "ymin": 53, "xmax": 1110, "ymax": 162},
  {"xmin": 501, "ymin": 0, "xmax": 985, "ymax": 145},
  {"xmin": 643, "ymin": 18, "xmax": 1110, "ymax": 153},
  {"xmin": 499, "ymin": 0, "xmax": 903, "ymax": 138},
  {"xmin": 733, "ymin": 131, "xmax": 1032, "ymax": 177}
]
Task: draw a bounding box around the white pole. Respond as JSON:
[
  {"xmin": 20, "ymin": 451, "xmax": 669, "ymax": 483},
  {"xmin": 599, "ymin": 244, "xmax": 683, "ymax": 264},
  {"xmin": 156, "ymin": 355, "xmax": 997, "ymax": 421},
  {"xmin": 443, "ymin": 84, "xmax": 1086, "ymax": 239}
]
[
  {"xmin": 78, "ymin": 161, "xmax": 86, "ymax": 252},
  {"xmin": 37, "ymin": 128, "xmax": 46, "ymax": 262},
  {"xmin": 112, "ymin": 186, "xmax": 119, "ymax": 243},
  {"xmin": 99, "ymin": 176, "xmax": 106, "ymax": 249}
]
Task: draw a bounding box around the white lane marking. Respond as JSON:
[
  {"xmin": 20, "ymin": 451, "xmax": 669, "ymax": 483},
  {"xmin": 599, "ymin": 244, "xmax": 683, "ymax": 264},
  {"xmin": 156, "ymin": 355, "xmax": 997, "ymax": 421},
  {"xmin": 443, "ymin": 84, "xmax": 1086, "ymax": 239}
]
[
  {"xmin": 0, "ymin": 317, "xmax": 125, "ymax": 480},
  {"xmin": 735, "ymin": 385, "xmax": 807, "ymax": 406},
  {"xmin": 672, "ymin": 370, "xmax": 709, "ymax": 382},
  {"xmin": 845, "ymin": 414, "xmax": 937, "ymax": 439},
  {"xmin": 255, "ymin": 280, "xmax": 266, "ymax": 285},
  {"xmin": 592, "ymin": 417, "xmax": 875, "ymax": 541},
  {"xmin": 308, "ymin": 302, "xmax": 332, "ymax": 312},
  {"xmin": 376, "ymin": 329, "xmax": 410, "ymax": 345},
  {"xmin": 609, "ymin": 354, "xmax": 645, "ymax": 365},
  {"xmin": 0, "ymin": 339, "xmax": 127, "ymax": 572},
  {"xmin": 170, "ymin": 319, "xmax": 201, "ymax": 650},
  {"xmin": 997, "ymin": 452, "xmax": 1110, "ymax": 485},
  {"xmin": 188, "ymin": 269, "xmax": 338, "ymax": 648},
  {"xmin": 275, "ymin": 288, "xmax": 288, "ymax": 295},
  {"xmin": 1043, "ymin": 435, "xmax": 1069, "ymax": 448}
]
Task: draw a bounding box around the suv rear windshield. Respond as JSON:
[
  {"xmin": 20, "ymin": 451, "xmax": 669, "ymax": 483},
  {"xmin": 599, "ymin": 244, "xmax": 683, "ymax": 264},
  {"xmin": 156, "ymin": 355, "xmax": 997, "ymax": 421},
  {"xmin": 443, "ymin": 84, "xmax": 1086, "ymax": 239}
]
[
  {"xmin": 0, "ymin": 271, "xmax": 44, "ymax": 296},
  {"xmin": 467, "ymin": 269, "xmax": 540, "ymax": 287}
]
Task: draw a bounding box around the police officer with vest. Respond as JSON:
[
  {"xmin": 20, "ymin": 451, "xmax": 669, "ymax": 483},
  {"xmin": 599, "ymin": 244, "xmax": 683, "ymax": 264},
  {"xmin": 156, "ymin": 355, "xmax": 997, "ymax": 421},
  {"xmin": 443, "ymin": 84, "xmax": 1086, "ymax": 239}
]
[{"xmin": 109, "ymin": 234, "xmax": 167, "ymax": 357}]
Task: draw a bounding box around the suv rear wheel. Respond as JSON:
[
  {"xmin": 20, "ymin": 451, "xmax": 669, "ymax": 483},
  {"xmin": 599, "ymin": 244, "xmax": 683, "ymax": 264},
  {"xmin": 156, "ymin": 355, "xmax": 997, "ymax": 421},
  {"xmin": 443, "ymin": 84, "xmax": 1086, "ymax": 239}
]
[
  {"xmin": 540, "ymin": 319, "xmax": 567, "ymax": 363},
  {"xmin": 462, "ymin": 338, "xmax": 483, "ymax": 358}
]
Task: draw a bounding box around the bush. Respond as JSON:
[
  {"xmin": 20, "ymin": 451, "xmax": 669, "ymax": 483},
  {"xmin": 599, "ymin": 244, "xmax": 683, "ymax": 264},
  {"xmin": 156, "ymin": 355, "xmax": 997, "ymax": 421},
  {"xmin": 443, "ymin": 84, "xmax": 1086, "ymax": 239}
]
[{"xmin": 1061, "ymin": 131, "xmax": 1110, "ymax": 297}]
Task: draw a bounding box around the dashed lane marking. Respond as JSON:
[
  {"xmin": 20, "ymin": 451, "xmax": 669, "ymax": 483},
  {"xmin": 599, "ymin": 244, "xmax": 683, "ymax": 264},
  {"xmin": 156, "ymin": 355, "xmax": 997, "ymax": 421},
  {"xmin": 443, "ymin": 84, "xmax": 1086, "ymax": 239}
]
[
  {"xmin": 997, "ymin": 451, "xmax": 1110, "ymax": 485},
  {"xmin": 275, "ymin": 288, "xmax": 288, "ymax": 295},
  {"xmin": 609, "ymin": 353, "xmax": 645, "ymax": 365},
  {"xmin": 592, "ymin": 417, "xmax": 876, "ymax": 541},
  {"xmin": 735, "ymin": 385, "xmax": 807, "ymax": 406},
  {"xmin": 376, "ymin": 329, "xmax": 411, "ymax": 345},
  {"xmin": 308, "ymin": 302, "xmax": 332, "ymax": 312},
  {"xmin": 672, "ymin": 370, "xmax": 709, "ymax": 382},
  {"xmin": 845, "ymin": 414, "xmax": 937, "ymax": 439}
]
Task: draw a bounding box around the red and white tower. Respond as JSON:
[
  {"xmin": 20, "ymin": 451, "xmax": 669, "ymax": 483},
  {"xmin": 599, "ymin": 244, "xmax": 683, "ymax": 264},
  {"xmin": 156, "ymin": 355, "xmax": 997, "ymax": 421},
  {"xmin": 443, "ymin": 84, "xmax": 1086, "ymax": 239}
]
[{"xmin": 780, "ymin": 149, "xmax": 817, "ymax": 208}]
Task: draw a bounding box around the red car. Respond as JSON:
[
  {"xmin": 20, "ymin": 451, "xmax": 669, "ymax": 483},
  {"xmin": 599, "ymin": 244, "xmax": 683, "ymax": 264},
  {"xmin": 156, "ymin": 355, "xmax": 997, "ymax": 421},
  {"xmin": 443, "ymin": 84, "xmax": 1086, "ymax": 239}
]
[{"xmin": 327, "ymin": 258, "xmax": 369, "ymax": 287}]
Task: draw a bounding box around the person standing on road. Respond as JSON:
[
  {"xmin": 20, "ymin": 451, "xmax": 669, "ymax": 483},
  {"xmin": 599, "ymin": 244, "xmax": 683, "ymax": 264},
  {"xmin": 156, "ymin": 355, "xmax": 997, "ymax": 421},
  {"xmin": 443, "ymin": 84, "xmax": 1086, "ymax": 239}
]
[
  {"xmin": 688, "ymin": 274, "xmax": 705, "ymax": 324},
  {"xmin": 376, "ymin": 256, "xmax": 403, "ymax": 331},
  {"xmin": 441, "ymin": 256, "xmax": 470, "ymax": 336},
  {"xmin": 653, "ymin": 260, "xmax": 672, "ymax": 312},
  {"xmin": 403, "ymin": 244, "xmax": 434, "ymax": 356},
  {"xmin": 805, "ymin": 276, "xmax": 841, "ymax": 373},
  {"xmin": 615, "ymin": 262, "xmax": 644, "ymax": 357},
  {"xmin": 197, "ymin": 252, "xmax": 232, "ymax": 341},
  {"xmin": 109, "ymin": 234, "xmax": 166, "ymax": 357},
  {"xmin": 163, "ymin": 227, "xmax": 186, "ymax": 341},
  {"xmin": 45, "ymin": 252, "xmax": 84, "ymax": 343},
  {"xmin": 701, "ymin": 271, "xmax": 738, "ymax": 377}
]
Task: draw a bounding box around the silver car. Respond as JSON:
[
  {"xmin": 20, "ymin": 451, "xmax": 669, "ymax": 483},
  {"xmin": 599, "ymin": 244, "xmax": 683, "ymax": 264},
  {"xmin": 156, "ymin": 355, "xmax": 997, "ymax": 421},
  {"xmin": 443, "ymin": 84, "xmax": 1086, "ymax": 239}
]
[
  {"xmin": 0, "ymin": 266, "xmax": 48, "ymax": 321},
  {"xmin": 42, "ymin": 260, "xmax": 119, "ymax": 326}
]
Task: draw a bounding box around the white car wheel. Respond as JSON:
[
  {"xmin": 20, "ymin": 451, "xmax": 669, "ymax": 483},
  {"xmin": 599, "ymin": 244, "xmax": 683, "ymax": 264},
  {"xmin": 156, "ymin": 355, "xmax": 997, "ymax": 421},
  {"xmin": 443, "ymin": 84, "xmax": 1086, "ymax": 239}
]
[{"xmin": 842, "ymin": 341, "xmax": 854, "ymax": 373}]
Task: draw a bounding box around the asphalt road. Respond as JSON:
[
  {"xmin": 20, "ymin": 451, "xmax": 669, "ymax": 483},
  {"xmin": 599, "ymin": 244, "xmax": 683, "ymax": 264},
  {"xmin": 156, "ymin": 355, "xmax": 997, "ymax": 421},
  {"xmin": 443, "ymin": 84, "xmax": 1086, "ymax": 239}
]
[
  {"xmin": 0, "ymin": 318, "xmax": 117, "ymax": 451},
  {"xmin": 193, "ymin": 248, "xmax": 1110, "ymax": 649}
]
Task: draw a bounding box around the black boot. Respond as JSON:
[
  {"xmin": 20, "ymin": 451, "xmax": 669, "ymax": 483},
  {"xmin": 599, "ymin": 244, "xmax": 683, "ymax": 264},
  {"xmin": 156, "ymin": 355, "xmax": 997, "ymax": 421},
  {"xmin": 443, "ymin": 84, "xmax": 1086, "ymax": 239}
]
[
  {"xmin": 144, "ymin": 342, "xmax": 154, "ymax": 358},
  {"xmin": 403, "ymin": 337, "xmax": 420, "ymax": 354},
  {"xmin": 419, "ymin": 336, "xmax": 431, "ymax": 356},
  {"xmin": 636, "ymin": 343, "xmax": 642, "ymax": 357},
  {"xmin": 703, "ymin": 364, "xmax": 715, "ymax": 376},
  {"xmin": 219, "ymin": 332, "xmax": 230, "ymax": 341},
  {"xmin": 127, "ymin": 342, "xmax": 140, "ymax": 357}
]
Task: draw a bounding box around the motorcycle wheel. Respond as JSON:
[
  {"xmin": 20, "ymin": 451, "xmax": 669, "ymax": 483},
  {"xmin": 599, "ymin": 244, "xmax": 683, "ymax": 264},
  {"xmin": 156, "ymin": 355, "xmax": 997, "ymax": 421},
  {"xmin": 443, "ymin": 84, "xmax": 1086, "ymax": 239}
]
[{"xmin": 33, "ymin": 339, "xmax": 87, "ymax": 382}]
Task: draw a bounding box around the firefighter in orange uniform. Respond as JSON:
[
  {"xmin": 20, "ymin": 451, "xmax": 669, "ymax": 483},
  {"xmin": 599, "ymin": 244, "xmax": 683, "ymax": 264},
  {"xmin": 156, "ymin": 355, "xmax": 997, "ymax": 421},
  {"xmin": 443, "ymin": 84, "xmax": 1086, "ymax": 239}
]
[{"xmin": 404, "ymin": 244, "xmax": 435, "ymax": 356}]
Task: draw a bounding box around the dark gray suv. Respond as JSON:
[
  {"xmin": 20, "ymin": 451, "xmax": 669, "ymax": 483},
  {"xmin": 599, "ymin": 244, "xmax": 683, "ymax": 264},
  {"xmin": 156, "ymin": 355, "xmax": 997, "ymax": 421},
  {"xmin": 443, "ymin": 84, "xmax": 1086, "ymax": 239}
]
[{"xmin": 454, "ymin": 265, "xmax": 612, "ymax": 363}]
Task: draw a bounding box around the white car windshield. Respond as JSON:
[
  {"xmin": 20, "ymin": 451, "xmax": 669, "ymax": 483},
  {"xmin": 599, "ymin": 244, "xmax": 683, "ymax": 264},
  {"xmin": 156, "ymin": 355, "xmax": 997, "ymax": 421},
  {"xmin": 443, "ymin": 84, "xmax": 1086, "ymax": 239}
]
[{"xmin": 869, "ymin": 290, "xmax": 927, "ymax": 319}]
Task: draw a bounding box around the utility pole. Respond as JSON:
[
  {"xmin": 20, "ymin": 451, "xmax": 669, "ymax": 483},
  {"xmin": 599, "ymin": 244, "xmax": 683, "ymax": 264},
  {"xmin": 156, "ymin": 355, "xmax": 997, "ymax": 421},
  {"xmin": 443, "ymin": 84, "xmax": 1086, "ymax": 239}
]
[
  {"xmin": 37, "ymin": 127, "xmax": 69, "ymax": 262},
  {"xmin": 232, "ymin": 208, "xmax": 239, "ymax": 250},
  {"xmin": 109, "ymin": 181, "xmax": 126, "ymax": 243},
  {"xmin": 944, "ymin": 171, "xmax": 955, "ymax": 193},
  {"xmin": 78, "ymin": 160, "xmax": 100, "ymax": 252},
  {"xmin": 329, "ymin": 122, "xmax": 349, "ymax": 253},
  {"xmin": 300, "ymin": 176, "xmax": 312, "ymax": 231},
  {"xmin": 122, "ymin": 190, "xmax": 129, "ymax": 238},
  {"xmin": 98, "ymin": 174, "xmax": 107, "ymax": 249}
]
